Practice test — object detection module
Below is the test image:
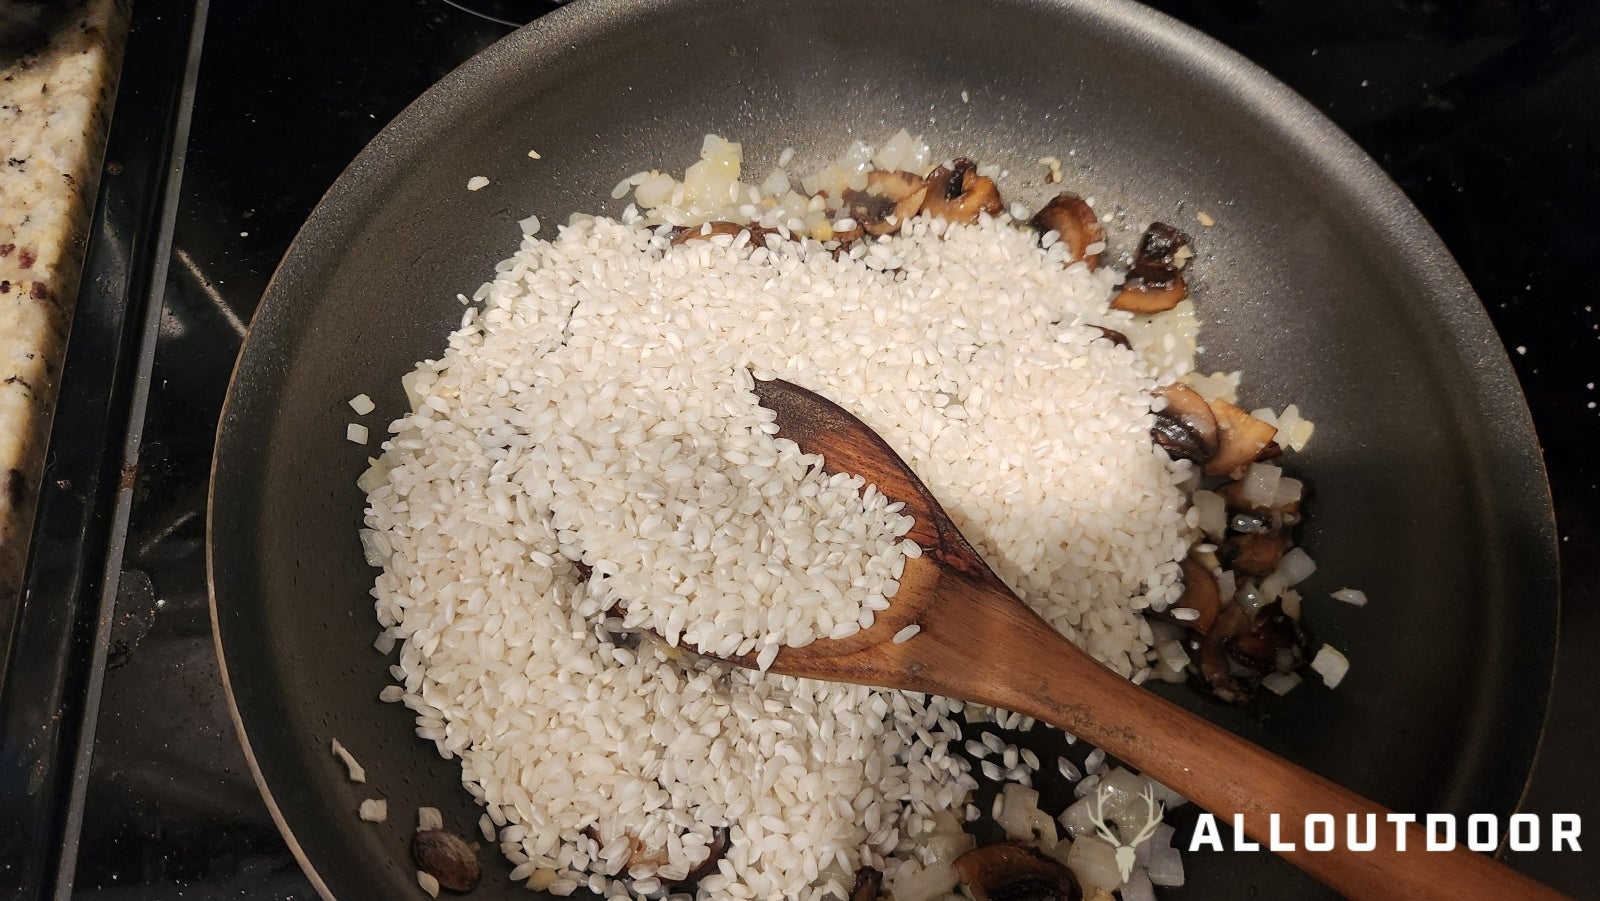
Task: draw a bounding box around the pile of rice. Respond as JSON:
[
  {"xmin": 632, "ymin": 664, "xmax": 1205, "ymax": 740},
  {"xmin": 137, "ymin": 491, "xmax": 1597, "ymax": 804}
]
[{"xmin": 360, "ymin": 140, "xmax": 1203, "ymax": 899}]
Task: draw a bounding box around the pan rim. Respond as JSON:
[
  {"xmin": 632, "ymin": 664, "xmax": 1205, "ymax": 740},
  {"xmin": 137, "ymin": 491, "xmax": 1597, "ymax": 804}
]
[{"xmin": 207, "ymin": 0, "xmax": 1561, "ymax": 897}]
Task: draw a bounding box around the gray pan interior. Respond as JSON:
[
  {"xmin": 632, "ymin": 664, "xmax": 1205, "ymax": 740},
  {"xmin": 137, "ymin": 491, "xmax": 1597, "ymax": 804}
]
[{"xmin": 208, "ymin": 0, "xmax": 1559, "ymax": 897}]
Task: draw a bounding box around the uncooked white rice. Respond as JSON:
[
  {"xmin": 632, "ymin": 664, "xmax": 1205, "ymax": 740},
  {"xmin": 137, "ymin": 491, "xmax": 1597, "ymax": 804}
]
[{"xmin": 361, "ymin": 136, "xmax": 1227, "ymax": 898}]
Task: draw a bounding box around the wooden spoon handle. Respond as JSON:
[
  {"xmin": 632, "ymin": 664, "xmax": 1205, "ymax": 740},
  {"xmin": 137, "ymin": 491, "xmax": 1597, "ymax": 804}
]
[{"xmin": 905, "ymin": 572, "xmax": 1567, "ymax": 901}]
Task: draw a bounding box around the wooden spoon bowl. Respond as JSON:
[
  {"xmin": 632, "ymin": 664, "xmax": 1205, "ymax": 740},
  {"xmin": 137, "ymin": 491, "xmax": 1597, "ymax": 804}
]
[{"xmin": 736, "ymin": 376, "xmax": 1564, "ymax": 901}]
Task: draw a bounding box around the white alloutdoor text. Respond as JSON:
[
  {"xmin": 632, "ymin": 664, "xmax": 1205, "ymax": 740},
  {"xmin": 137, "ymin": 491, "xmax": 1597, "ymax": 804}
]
[{"xmin": 1188, "ymin": 813, "xmax": 1582, "ymax": 853}]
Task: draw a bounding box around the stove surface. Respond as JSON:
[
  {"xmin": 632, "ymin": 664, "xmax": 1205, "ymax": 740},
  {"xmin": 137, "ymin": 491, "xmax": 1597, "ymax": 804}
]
[{"xmin": 18, "ymin": 0, "xmax": 1598, "ymax": 897}]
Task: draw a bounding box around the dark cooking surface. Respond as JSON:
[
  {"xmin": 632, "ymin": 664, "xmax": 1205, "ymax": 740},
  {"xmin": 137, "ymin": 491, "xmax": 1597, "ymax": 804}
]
[{"xmin": 6, "ymin": 0, "xmax": 1595, "ymax": 897}]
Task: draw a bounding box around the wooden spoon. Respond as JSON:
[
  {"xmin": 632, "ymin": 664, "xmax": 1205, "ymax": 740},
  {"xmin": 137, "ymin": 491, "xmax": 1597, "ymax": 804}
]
[{"xmin": 737, "ymin": 376, "xmax": 1565, "ymax": 901}]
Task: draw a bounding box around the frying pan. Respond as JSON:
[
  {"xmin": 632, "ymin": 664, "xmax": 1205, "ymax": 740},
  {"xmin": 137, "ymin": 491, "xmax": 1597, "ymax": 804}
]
[{"xmin": 208, "ymin": 0, "xmax": 1560, "ymax": 897}]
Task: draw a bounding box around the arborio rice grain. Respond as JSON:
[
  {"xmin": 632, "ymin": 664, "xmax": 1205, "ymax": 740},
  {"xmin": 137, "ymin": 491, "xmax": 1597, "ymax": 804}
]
[{"xmin": 361, "ymin": 193, "xmax": 1199, "ymax": 896}]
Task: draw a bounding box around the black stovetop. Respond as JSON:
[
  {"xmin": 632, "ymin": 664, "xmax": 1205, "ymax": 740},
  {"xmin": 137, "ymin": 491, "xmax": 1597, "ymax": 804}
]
[{"xmin": 2, "ymin": 0, "xmax": 1596, "ymax": 897}]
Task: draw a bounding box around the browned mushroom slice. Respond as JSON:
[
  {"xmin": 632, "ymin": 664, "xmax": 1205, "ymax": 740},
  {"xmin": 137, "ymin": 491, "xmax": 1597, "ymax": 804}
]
[
  {"xmin": 1202, "ymin": 399, "xmax": 1278, "ymax": 477},
  {"xmin": 1223, "ymin": 530, "xmax": 1287, "ymax": 577},
  {"xmin": 1110, "ymin": 221, "xmax": 1193, "ymax": 313},
  {"xmin": 954, "ymin": 843, "xmax": 1082, "ymax": 901},
  {"xmin": 1151, "ymin": 382, "xmax": 1220, "ymax": 465},
  {"xmin": 413, "ymin": 829, "xmax": 482, "ymax": 893},
  {"xmin": 849, "ymin": 865, "xmax": 884, "ymax": 901},
  {"xmin": 1109, "ymin": 275, "xmax": 1187, "ymax": 312},
  {"xmin": 1133, "ymin": 221, "xmax": 1192, "ymax": 268},
  {"xmin": 1173, "ymin": 557, "xmax": 1222, "ymax": 634},
  {"xmin": 1186, "ymin": 602, "xmax": 1255, "ymax": 704},
  {"xmin": 670, "ymin": 221, "xmax": 781, "ymax": 246},
  {"xmin": 1030, "ymin": 193, "xmax": 1105, "ymax": 269},
  {"xmin": 1226, "ymin": 601, "xmax": 1307, "ymax": 672},
  {"xmin": 839, "ymin": 170, "xmax": 929, "ymax": 237},
  {"xmin": 921, "ymin": 158, "xmax": 1003, "ymax": 224}
]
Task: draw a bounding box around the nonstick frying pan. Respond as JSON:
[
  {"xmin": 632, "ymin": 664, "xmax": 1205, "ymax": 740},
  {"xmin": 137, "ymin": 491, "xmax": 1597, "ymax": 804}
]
[{"xmin": 208, "ymin": 0, "xmax": 1560, "ymax": 897}]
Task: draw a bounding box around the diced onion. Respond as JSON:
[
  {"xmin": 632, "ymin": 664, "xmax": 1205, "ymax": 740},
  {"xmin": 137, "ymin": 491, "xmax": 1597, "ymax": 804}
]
[
  {"xmin": 1182, "ymin": 370, "xmax": 1241, "ymax": 404},
  {"xmin": 1146, "ymin": 831, "xmax": 1186, "ymax": 887},
  {"xmin": 1311, "ymin": 644, "xmax": 1350, "ymax": 688},
  {"xmin": 1191, "ymin": 490, "xmax": 1227, "ymax": 540},
  {"xmin": 1066, "ymin": 834, "xmax": 1122, "ymax": 894},
  {"xmin": 358, "ymin": 529, "xmax": 387, "ymax": 567},
  {"xmin": 634, "ymin": 174, "xmax": 677, "ymax": 209},
  {"xmin": 1280, "ymin": 588, "xmax": 1302, "ymax": 619},
  {"xmin": 1241, "ymin": 462, "xmax": 1282, "ymax": 508},
  {"xmin": 760, "ymin": 167, "xmax": 790, "ymax": 198},
  {"xmin": 1216, "ymin": 569, "xmax": 1237, "ymax": 604},
  {"xmin": 1276, "ymin": 547, "xmax": 1317, "ymax": 586},
  {"xmin": 885, "ymin": 861, "xmax": 958, "ymax": 901},
  {"xmin": 1273, "ymin": 476, "xmax": 1303, "ymax": 508},
  {"xmin": 996, "ymin": 783, "xmax": 1041, "ymax": 842},
  {"xmin": 1331, "ymin": 587, "xmax": 1369, "ymax": 607},
  {"xmin": 1287, "ymin": 417, "xmax": 1316, "ymax": 451},
  {"xmin": 1120, "ymin": 869, "xmax": 1157, "ymax": 901},
  {"xmin": 1260, "ymin": 547, "xmax": 1317, "ymax": 601},
  {"xmin": 400, "ymin": 368, "xmax": 428, "ymax": 412},
  {"xmin": 1235, "ymin": 579, "xmax": 1269, "ymax": 616},
  {"xmin": 1262, "ymin": 671, "xmax": 1303, "ymax": 696},
  {"xmin": 1057, "ymin": 795, "xmax": 1101, "ymax": 838},
  {"xmin": 357, "ymin": 455, "xmax": 394, "ymax": 495},
  {"xmin": 1156, "ymin": 639, "xmax": 1190, "ymax": 674}
]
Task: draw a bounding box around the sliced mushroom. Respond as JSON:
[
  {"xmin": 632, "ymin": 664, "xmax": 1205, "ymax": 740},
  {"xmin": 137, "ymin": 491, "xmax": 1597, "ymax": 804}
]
[
  {"xmin": 839, "ymin": 169, "xmax": 929, "ymax": 238},
  {"xmin": 1186, "ymin": 602, "xmax": 1255, "ymax": 704},
  {"xmin": 954, "ymin": 843, "xmax": 1082, "ymax": 901},
  {"xmin": 1151, "ymin": 382, "xmax": 1220, "ymax": 465},
  {"xmin": 1203, "ymin": 399, "xmax": 1278, "ymax": 477},
  {"xmin": 1222, "ymin": 530, "xmax": 1286, "ymax": 577},
  {"xmin": 1110, "ymin": 278, "xmax": 1187, "ymax": 313},
  {"xmin": 412, "ymin": 829, "xmax": 482, "ymax": 893},
  {"xmin": 1030, "ymin": 193, "xmax": 1105, "ymax": 269},
  {"xmin": 1226, "ymin": 601, "xmax": 1307, "ymax": 672},
  {"xmin": 1091, "ymin": 325, "xmax": 1131, "ymax": 348},
  {"xmin": 1172, "ymin": 557, "xmax": 1221, "ymax": 634},
  {"xmin": 670, "ymin": 220, "xmax": 782, "ymax": 247},
  {"xmin": 921, "ymin": 158, "xmax": 1003, "ymax": 224},
  {"xmin": 850, "ymin": 865, "xmax": 884, "ymax": 901},
  {"xmin": 1189, "ymin": 598, "xmax": 1311, "ymax": 704},
  {"xmin": 1110, "ymin": 222, "xmax": 1193, "ymax": 313}
]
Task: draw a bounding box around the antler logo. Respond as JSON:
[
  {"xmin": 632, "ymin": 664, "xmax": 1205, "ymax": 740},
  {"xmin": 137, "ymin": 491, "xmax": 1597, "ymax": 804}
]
[{"xmin": 1091, "ymin": 782, "xmax": 1165, "ymax": 883}]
